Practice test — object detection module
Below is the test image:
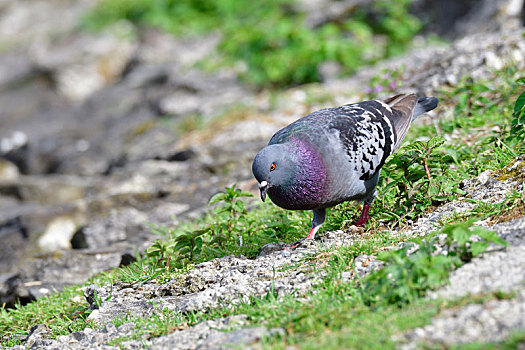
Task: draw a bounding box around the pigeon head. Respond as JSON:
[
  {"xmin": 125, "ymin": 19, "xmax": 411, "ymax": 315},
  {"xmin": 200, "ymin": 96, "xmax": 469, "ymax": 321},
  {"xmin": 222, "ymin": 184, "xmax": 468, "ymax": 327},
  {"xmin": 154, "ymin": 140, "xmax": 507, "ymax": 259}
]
[
  {"xmin": 252, "ymin": 140, "xmax": 328, "ymax": 210},
  {"xmin": 252, "ymin": 144, "xmax": 297, "ymax": 202}
]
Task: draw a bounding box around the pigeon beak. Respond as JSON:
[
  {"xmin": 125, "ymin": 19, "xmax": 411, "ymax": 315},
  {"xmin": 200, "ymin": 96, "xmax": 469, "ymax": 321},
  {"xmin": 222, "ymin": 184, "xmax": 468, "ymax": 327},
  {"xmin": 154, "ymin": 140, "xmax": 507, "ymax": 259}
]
[{"xmin": 259, "ymin": 181, "xmax": 268, "ymax": 202}]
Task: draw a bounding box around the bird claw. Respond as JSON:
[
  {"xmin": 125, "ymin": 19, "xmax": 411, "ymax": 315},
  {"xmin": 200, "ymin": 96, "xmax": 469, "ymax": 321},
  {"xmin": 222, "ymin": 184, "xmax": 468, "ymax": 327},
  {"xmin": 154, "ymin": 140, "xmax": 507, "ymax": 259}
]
[
  {"xmin": 353, "ymin": 220, "xmax": 367, "ymax": 227},
  {"xmin": 284, "ymin": 237, "xmax": 316, "ymax": 250},
  {"xmin": 284, "ymin": 239, "xmax": 304, "ymax": 250}
]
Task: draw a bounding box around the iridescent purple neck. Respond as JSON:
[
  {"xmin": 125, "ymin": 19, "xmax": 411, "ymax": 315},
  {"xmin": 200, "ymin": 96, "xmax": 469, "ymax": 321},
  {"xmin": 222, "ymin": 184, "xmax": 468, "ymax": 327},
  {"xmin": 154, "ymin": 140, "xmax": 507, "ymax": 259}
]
[{"xmin": 269, "ymin": 138, "xmax": 327, "ymax": 210}]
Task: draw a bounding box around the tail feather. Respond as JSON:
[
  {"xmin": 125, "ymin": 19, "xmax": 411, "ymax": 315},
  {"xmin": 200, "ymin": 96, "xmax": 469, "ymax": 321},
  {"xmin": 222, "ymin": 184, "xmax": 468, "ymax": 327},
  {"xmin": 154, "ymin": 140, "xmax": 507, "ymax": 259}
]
[
  {"xmin": 381, "ymin": 93, "xmax": 439, "ymax": 151},
  {"xmin": 384, "ymin": 94, "xmax": 417, "ymax": 150},
  {"xmin": 413, "ymin": 96, "xmax": 439, "ymax": 119}
]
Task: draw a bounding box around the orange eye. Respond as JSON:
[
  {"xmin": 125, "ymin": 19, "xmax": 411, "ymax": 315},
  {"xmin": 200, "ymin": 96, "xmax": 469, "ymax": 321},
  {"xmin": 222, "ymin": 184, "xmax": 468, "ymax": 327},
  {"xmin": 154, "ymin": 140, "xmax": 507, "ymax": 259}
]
[{"xmin": 270, "ymin": 163, "xmax": 276, "ymax": 171}]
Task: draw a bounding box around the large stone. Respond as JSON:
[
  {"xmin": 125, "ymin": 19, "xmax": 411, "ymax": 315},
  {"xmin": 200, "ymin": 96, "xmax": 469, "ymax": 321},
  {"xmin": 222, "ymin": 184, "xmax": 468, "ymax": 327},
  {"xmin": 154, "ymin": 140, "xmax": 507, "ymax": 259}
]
[
  {"xmin": 0, "ymin": 216, "xmax": 28, "ymax": 273},
  {"xmin": 30, "ymin": 25, "xmax": 137, "ymax": 101},
  {"xmin": 0, "ymin": 159, "xmax": 20, "ymax": 183},
  {"xmin": 0, "ymin": 0, "xmax": 93, "ymax": 45},
  {"xmin": 0, "ymin": 175, "xmax": 94, "ymax": 203},
  {"xmin": 38, "ymin": 216, "xmax": 81, "ymax": 252}
]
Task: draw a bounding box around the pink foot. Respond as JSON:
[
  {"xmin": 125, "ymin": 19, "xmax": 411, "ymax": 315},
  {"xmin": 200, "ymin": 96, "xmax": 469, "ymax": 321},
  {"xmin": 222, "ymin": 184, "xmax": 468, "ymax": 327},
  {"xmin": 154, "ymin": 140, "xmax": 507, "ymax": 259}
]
[
  {"xmin": 354, "ymin": 203, "xmax": 371, "ymax": 227},
  {"xmin": 284, "ymin": 243, "xmax": 301, "ymax": 250},
  {"xmin": 284, "ymin": 225, "xmax": 319, "ymax": 249}
]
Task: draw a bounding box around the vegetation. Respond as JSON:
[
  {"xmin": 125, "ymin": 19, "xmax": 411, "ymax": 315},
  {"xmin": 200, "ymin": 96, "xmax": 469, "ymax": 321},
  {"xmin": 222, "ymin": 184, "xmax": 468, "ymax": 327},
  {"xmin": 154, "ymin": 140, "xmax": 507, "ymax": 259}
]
[
  {"xmin": 83, "ymin": 0, "xmax": 421, "ymax": 88},
  {"xmin": 2, "ymin": 66, "xmax": 525, "ymax": 348},
  {"xmin": 2, "ymin": 8, "xmax": 525, "ymax": 342}
]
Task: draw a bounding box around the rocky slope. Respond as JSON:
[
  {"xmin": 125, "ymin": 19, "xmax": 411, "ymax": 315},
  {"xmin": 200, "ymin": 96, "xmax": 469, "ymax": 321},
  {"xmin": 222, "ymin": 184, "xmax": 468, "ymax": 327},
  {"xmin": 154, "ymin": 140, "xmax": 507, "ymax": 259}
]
[
  {"xmin": 10, "ymin": 154, "xmax": 525, "ymax": 349},
  {"xmin": 1, "ymin": 0, "xmax": 525, "ymax": 348}
]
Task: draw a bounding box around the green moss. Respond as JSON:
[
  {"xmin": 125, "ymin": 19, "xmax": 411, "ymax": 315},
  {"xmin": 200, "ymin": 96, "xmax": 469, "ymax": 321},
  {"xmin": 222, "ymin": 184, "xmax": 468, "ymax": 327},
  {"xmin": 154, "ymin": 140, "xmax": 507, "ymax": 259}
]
[{"xmin": 495, "ymin": 159, "xmax": 525, "ymax": 182}]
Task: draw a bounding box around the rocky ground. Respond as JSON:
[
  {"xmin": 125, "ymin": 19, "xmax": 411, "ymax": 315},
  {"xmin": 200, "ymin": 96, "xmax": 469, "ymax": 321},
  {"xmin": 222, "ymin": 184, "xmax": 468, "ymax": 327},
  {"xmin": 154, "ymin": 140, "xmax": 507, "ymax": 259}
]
[
  {"xmin": 1, "ymin": 0, "xmax": 525, "ymax": 348},
  {"xmin": 11, "ymin": 151, "xmax": 525, "ymax": 350}
]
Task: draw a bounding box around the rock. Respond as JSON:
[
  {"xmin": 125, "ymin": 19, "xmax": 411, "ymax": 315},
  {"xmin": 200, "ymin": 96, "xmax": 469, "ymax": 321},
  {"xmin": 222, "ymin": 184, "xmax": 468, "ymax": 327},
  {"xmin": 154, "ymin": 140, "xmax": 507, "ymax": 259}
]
[
  {"xmin": 82, "ymin": 208, "xmax": 149, "ymax": 249},
  {"xmin": 126, "ymin": 63, "xmax": 169, "ymax": 88},
  {"xmin": 401, "ymin": 216, "xmax": 525, "ymax": 348},
  {"xmin": 135, "ymin": 30, "xmax": 221, "ymax": 67},
  {"xmin": 412, "ymin": 0, "xmax": 524, "ymax": 37},
  {"xmin": 198, "ymin": 326, "xmax": 282, "ymax": 349},
  {"xmin": 0, "ymin": 273, "xmax": 35, "ymax": 309},
  {"xmin": 0, "ymin": 175, "xmax": 94, "ymax": 204},
  {"xmin": 25, "ymin": 324, "xmax": 52, "ymax": 349},
  {"xmin": 0, "ymin": 131, "xmax": 29, "ymax": 174},
  {"xmin": 119, "ymin": 251, "xmax": 137, "ymax": 267},
  {"xmin": 149, "ymin": 202, "xmax": 191, "ymax": 223},
  {"xmin": 157, "ymin": 68, "xmax": 250, "ymax": 118},
  {"xmin": 70, "ymin": 228, "xmax": 89, "ymax": 250},
  {"xmin": 163, "ymin": 148, "xmax": 196, "ymax": 162},
  {"xmin": 18, "ymin": 248, "xmax": 124, "ymax": 294},
  {"xmin": 258, "ymin": 242, "xmax": 288, "ymax": 257},
  {"xmin": 431, "ymin": 217, "xmax": 525, "ymax": 300},
  {"xmin": 0, "ymin": 131, "xmax": 28, "ymax": 155},
  {"xmin": 354, "ymin": 254, "xmax": 384, "ymax": 277},
  {"xmin": 151, "ymin": 315, "xmax": 283, "ymax": 349},
  {"xmin": 0, "ymin": 216, "xmax": 28, "ymax": 273},
  {"xmin": 319, "ymin": 61, "xmax": 343, "ymax": 82},
  {"xmin": 0, "ymin": 0, "xmax": 93, "ymax": 45},
  {"xmin": 402, "ymin": 290, "xmax": 525, "ymax": 348},
  {"xmin": 6, "ymin": 312, "xmax": 279, "ymax": 349},
  {"xmin": 84, "ymin": 285, "xmax": 104, "ymax": 310},
  {"xmin": 38, "ymin": 216, "xmax": 80, "ymax": 252},
  {"xmin": 0, "ymin": 159, "xmax": 20, "ymax": 182},
  {"xmin": 0, "ymin": 52, "xmax": 33, "ymax": 89},
  {"xmin": 30, "ymin": 24, "xmax": 137, "ymax": 101},
  {"xmin": 158, "ymin": 91, "xmax": 202, "ymax": 117}
]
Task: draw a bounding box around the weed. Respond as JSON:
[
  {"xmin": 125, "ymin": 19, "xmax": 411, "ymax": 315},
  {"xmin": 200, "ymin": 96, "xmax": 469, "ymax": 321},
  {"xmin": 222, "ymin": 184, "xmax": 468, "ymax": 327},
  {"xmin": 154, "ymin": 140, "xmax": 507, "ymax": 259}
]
[
  {"xmin": 507, "ymin": 77, "xmax": 525, "ymax": 152},
  {"xmin": 208, "ymin": 184, "xmax": 253, "ymax": 245},
  {"xmin": 142, "ymin": 185, "xmax": 309, "ymax": 281},
  {"xmin": 360, "ymin": 220, "xmax": 507, "ymax": 307}
]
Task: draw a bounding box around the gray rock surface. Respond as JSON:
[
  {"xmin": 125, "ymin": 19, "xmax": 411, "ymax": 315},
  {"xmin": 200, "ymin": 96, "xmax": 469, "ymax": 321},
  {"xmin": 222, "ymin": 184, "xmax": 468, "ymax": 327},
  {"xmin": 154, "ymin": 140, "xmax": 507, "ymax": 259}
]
[
  {"xmin": 436, "ymin": 220, "xmax": 525, "ymax": 299},
  {"xmin": 402, "ymin": 216, "xmax": 525, "ymax": 348},
  {"xmin": 151, "ymin": 315, "xmax": 283, "ymax": 350},
  {"xmin": 402, "ymin": 291, "xmax": 525, "ymax": 348},
  {"xmin": 9, "ymin": 314, "xmax": 281, "ymax": 350}
]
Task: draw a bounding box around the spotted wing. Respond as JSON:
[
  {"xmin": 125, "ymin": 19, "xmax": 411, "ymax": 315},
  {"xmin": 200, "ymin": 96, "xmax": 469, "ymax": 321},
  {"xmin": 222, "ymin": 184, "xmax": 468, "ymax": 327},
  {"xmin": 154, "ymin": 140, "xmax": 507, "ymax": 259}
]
[{"xmin": 328, "ymin": 96, "xmax": 416, "ymax": 181}]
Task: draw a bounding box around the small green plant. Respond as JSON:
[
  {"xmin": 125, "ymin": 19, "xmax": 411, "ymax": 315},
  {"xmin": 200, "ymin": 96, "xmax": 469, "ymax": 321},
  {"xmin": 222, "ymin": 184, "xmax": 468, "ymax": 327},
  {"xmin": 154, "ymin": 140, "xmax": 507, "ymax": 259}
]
[
  {"xmin": 377, "ymin": 136, "xmax": 457, "ymax": 224},
  {"xmin": 360, "ymin": 220, "xmax": 508, "ymax": 307},
  {"xmin": 208, "ymin": 184, "xmax": 253, "ymax": 246},
  {"xmin": 440, "ymin": 220, "xmax": 508, "ymax": 262},
  {"xmin": 142, "ymin": 185, "xmax": 307, "ymax": 277},
  {"xmin": 507, "ymin": 77, "xmax": 525, "ymax": 150},
  {"xmin": 144, "ymin": 186, "xmax": 253, "ymax": 272}
]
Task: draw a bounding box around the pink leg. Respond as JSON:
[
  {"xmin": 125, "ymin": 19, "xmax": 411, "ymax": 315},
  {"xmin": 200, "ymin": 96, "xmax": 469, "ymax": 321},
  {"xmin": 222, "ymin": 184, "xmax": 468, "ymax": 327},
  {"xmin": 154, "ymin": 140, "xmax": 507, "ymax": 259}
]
[
  {"xmin": 354, "ymin": 203, "xmax": 371, "ymax": 227},
  {"xmin": 306, "ymin": 225, "xmax": 319, "ymax": 240}
]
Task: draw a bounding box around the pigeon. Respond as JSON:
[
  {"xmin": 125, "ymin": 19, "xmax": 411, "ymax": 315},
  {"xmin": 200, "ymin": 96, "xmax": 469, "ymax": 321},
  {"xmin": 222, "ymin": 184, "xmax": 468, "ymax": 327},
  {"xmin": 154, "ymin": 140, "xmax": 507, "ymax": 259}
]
[{"xmin": 252, "ymin": 93, "xmax": 438, "ymax": 243}]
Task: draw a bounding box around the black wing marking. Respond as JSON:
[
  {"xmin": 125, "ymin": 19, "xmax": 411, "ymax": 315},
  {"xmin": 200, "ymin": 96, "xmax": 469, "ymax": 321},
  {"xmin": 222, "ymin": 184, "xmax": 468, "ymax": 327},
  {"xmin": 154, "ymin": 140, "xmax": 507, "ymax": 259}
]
[{"xmin": 328, "ymin": 100, "xmax": 397, "ymax": 181}]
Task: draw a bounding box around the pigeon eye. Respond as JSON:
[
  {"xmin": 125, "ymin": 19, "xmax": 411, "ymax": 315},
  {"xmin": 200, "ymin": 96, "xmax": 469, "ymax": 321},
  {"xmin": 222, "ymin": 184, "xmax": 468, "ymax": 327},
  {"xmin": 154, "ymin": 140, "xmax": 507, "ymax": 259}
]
[{"xmin": 270, "ymin": 163, "xmax": 276, "ymax": 171}]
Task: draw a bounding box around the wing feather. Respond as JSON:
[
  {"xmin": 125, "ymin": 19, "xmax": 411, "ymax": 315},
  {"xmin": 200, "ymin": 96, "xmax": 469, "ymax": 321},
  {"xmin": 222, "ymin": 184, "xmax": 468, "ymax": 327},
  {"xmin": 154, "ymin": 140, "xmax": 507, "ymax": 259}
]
[{"xmin": 268, "ymin": 94, "xmax": 419, "ymax": 181}]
